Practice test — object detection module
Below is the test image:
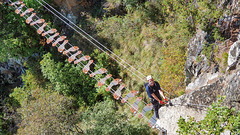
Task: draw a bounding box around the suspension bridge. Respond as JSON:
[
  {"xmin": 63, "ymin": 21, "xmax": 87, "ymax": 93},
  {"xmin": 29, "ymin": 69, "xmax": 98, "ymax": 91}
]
[{"xmin": 5, "ymin": 1, "xmax": 211, "ymax": 134}]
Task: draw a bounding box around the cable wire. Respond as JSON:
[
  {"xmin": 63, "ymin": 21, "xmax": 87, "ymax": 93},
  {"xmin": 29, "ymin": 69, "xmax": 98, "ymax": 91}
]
[
  {"xmin": 33, "ymin": 0, "xmax": 152, "ymax": 105},
  {"xmin": 35, "ymin": 0, "xmax": 176, "ymax": 100},
  {"xmin": 34, "ymin": 0, "xmax": 173, "ymax": 105},
  {"xmin": 8, "ymin": 1, "xmax": 161, "ymax": 129},
  {"xmin": 8, "ymin": 0, "xmax": 211, "ymax": 132},
  {"xmin": 39, "ymin": 0, "xmax": 148, "ymax": 79},
  {"xmin": 35, "ymin": 0, "xmax": 147, "ymax": 83}
]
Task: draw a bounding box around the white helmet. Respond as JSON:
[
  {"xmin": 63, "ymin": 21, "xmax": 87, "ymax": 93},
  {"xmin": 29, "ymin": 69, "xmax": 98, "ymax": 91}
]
[{"xmin": 146, "ymin": 75, "xmax": 152, "ymax": 81}]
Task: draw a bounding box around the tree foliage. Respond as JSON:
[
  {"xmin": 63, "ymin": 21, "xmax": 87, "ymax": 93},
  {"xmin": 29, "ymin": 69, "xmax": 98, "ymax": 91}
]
[
  {"xmin": 40, "ymin": 52, "xmax": 97, "ymax": 106},
  {"xmin": 0, "ymin": 4, "xmax": 41, "ymax": 62},
  {"xmin": 177, "ymin": 97, "xmax": 240, "ymax": 134},
  {"xmin": 0, "ymin": 0, "xmax": 56, "ymax": 62},
  {"xmin": 40, "ymin": 50, "xmax": 120, "ymax": 106},
  {"xmin": 94, "ymin": 0, "xmax": 226, "ymax": 97},
  {"xmin": 10, "ymin": 68, "xmax": 82, "ymax": 134},
  {"xmin": 16, "ymin": 90, "xmax": 81, "ymax": 135},
  {"xmin": 1, "ymin": 0, "xmax": 233, "ymax": 134},
  {"xmin": 80, "ymin": 100, "xmax": 151, "ymax": 135}
]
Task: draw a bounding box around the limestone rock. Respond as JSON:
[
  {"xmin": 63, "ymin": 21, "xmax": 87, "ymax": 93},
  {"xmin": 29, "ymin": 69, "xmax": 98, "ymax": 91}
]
[
  {"xmin": 161, "ymin": 67, "xmax": 240, "ymax": 134},
  {"xmin": 159, "ymin": 77, "xmax": 224, "ymax": 134},
  {"xmin": 53, "ymin": 0, "xmax": 81, "ymax": 14},
  {"xmin": 186, "ymin": 72, "xmax": 219, "ymax": 92},
  {"xmin": 0, "ymin": 58, "xmax": 24, "ymax": 85},
  {"xmin": 159, "ymin": 104, "xmax": 206, "ymax": 134},
  {"xmin": 231, "ymin": 0, "xmax": 240, "ymax": 15},
  {"xmin": 227, "ymin": 40, "xmax": 240, "ymax": 71},
  {"xmin": 185, "ymin": 30, "xmax": 207, "ymax": 85},
  {"xmin": 238, "ymin": 32, "xmax": 240, "ymax": 41},
  {"xmin": 223, "ymin": 71, "xmax": 240, "ymax": 110}
]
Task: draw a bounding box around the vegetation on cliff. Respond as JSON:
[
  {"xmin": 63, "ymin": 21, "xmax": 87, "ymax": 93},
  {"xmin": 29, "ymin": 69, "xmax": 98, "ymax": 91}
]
[
  {"xmin": 0, "ymin": 0, "xmax": 235, "ymax": 134},
  {"xmin": 178, "ymin": 97, "xmax": 240, "ymax": 134}
]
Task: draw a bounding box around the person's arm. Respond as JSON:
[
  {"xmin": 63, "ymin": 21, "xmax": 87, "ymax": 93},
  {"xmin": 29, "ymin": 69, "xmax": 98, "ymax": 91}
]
[
  {"xmin": 151, "ymin": 93, "xmax": 164, "ymax": 104},
  {"xmin": 159, "ymin": 90, "xmax": 168, "ymax": 103},
  {"xmin": 156, "ymin": 82, "xmax": 168, "ymax": 102},
  {"xmin": 159, "ymin": 90, "xmax": 166, "ymax": 99}
]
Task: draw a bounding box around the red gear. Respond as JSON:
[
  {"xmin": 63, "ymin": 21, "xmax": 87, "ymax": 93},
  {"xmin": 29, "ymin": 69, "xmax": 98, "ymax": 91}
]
[
  {"xmin": 164, "ymin": 98, "xmax": 168, "ymax": 104},
  {"xmin": 159, "ymin": 100, "xmax": 164, "ymax": 104}
]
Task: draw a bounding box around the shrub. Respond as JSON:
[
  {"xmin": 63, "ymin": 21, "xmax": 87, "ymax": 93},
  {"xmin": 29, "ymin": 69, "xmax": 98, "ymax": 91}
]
[
  {"xmin": 80, "ymin": 100, "xmax": 151, "ymax": 135},
  {"xmin": 177, "ymin": 97, "xmax": 240, "ymax": 134}
]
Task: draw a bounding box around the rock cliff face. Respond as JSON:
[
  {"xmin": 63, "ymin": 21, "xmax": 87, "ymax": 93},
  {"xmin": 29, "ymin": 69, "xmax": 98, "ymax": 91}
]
[
  {"xmin": 160, "ymin": 67, "xmax": 240, "ymax": 134},
  {"xmin": 51, "ymin": 0, "xmax": 103, "ymax": 37},
  {"xmin": 185, "ymin": 29, "xmax": 208, "ymax": 86},
  {"xmin": 227, "ymin": 41, "xmax": 240, "ymax": 70},
  {"xmin": 159, "ymin": 0, "xmax": 240, "ymax": 134},
  {"xmin": 0, "ymin": 58, "xmax": 24, "ymax": 85},
  {"xmin": 53, "ymin": 0, "xmax": 81, "ymax": 23},
  {"xmin": 52, "ymin": 0, "xmax": 102, "ymax": 23}
]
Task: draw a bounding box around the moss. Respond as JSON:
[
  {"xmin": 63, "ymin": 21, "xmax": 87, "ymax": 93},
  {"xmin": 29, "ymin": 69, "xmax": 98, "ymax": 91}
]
[
  {"xmin": 196, "ymin": 56, "xmax": 202, "ymax": 63},
  {"xmin": 202, "ymin": 43, "xmax": 213, "ymax": 64},
  {"xmin": 223, "ymin": 52, "xmax": 228, "ymax": 67}
]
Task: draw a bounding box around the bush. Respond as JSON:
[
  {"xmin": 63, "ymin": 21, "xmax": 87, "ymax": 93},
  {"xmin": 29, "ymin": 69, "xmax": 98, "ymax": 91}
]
[
  {"xmin": 40, "ymin": 53, "xmax": 97, "ymax": 106},
  {"xmin": 80, "ymin": 100, "xmax": 151, "ymax": 135},
  {"xmin": 17, "ymin": 90, "xmax": 81, "ymax": 134},
  {"xmin": 177, "ymin": 97, "xmax": 240, "ymax": 134},
  {"xmin": 0, "ymin": 0, "xmax": 53, "ymax": 62},
  {"xmin": 40, "ymin": 50, "xmax": 120, "ymax": 106}
]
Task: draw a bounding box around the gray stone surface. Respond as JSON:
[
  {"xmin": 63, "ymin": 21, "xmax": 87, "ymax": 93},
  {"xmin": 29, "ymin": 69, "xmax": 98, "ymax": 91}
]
[
  {"xmin": 161, "ymin": 64, "xmax": 240, "ymax": 134},
  {"xmin": 186, "ymin": 72, "xmax": 219, "ymax": 91},
  {"xmin": 185, "ymin": 30, "xmax": 207, "ymax": 85},
  {"xmin": 223, "ymin": 71, "xmax": 240, "ymax": 110},
  {"xmin": 227, "ymin": 40, "xmax": 240, "ymax": 71},
  {"xmin": 159, "ymin": 69, "xmax": 240, "ymax": 134},
  {"xmin": 231, "ymin": 0, "xmax": 240, "ymax": 15},
  {"xmin": 159, "ymin": 105, "xmax": 206, "ymax": 135},
  {"xmin": 0, "ymin": 58, "xmax": 24, "ymax": 84}
]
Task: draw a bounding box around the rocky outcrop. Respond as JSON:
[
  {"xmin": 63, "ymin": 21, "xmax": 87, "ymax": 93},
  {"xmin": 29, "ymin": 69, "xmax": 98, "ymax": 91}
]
[
  {"xmin": 227, "ymin": 40, "xmax": 240, "ymax": 70},
  {"xmin": 219, "ymin": 0, "xmax": 240, "ymax": 45},
  {"xmin": 51, "ymin": 0, "xmax": 103, "ymax": 37},
  {"xmin": 164, "ymin": 1, "xmax": 240, "ymax": 132},
  {"xmin": 160, "ymin": 67, "xmax": 240, "ymax": 134},
  {"xmin": 230, "ymin": 0, "xmax": 240, "ymax": 15},
  {"xmin": 223, "ymin": 70, "xmax": 240, "ymax": 110},
  {"xmin": 185, "ymin": 29, "xmax": 208, "ymax": 86},
  {"xmin": 159, "ymin": 104, "xmax": 206, "ymax": 134},
  {"xmin": 52, "ymin": 0, "xmax": 102, "ymax": 19},
  {"xmin": 186, "ymin": 72, "xmax": 219, "ymax": 92},
  {"xmin": 0, "ymin": 58, "xmax": 24, "ymax": 85},
  {"xmin": 53, "ymin": 0, "xmax": 83, "ymax": 17},
  {"xmin": 159, "ymin": 76, "xmax": 223, "ymax": 134}
]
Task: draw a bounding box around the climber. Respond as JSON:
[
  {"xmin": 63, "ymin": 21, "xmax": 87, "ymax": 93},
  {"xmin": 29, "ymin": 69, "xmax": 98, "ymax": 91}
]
[{"xmin": 145, "ymin": 75, "xmax": 168, "ymax": 126}]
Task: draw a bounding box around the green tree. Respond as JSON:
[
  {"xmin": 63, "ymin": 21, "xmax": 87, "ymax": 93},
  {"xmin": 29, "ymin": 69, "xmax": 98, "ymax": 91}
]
[
  {"xmin": 0, "ymin": 0, "xmax": 56, "ymax": 62},
  {"xmin": 40, "ymin": 52, "xmax": 97, "ymax": 106},
  {"xmin": 40, "ymin": 50, "xmax": 120, "ymax": 106},
  {"xmin": 80, "ymin": 100, "xmax": 151, "ymax": 135},
  {"xmin": 9, "ymin": 67, "xmax": 83, "ymax": 134},
  {"xmin": 0, "ymin": 4, "xmax": 40, "ymax": 62},
  {"xmin": 16, "ymin": 90, "xmax": 82, "ymax": 134},
  {"xmin": 177, "ymin": 97, "xmax": 240, "ymax": 134}
]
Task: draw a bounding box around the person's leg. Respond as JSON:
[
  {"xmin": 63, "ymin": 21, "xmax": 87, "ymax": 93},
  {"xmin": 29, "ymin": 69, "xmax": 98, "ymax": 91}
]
[{"xmin": 153, "ymin": 102, "xmax": 160, "ymax": 119}]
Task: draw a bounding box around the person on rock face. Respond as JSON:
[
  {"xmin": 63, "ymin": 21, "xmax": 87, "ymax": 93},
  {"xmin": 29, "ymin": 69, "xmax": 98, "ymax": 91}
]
[{"xmin": 145, "ymin": 75, "xmax": 168, "ymax": 125}]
